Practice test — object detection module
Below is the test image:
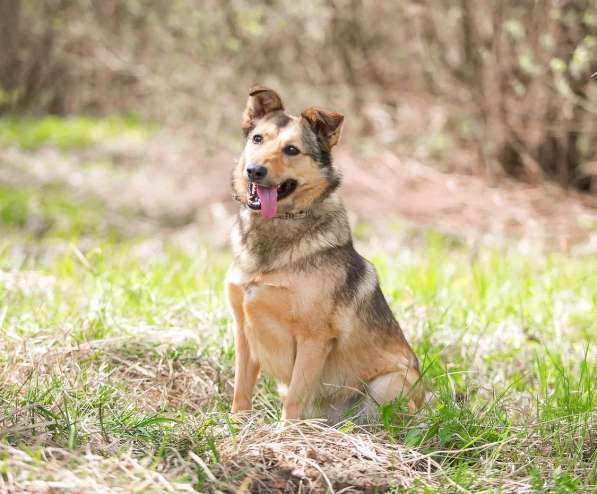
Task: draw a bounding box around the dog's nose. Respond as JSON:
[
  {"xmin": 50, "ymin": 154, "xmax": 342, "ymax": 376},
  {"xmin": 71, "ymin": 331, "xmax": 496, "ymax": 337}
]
[{"xmin": 247, "ymin": 165, "xmax": 268, "ymax": 181}]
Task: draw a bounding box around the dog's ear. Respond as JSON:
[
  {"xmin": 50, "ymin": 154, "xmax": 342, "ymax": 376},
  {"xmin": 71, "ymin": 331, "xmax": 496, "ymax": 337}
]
[
  {"xmin": 301, "ymin": 107, "xmax": 344, "ymax": 149},
  {"xmin": 242, "ymin": 86, "xmax": 284, "ymax": 136}
]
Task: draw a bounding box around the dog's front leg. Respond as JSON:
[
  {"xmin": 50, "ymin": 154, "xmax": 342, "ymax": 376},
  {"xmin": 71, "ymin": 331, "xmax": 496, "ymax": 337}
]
[
  {"xmin": 282, "ymin": 337, "xmax": 332, "ymax": 420},
  {"xmin": 227, "ymin": 282, "xmax": 260, "ymax": 413},
  {"xmin": 232, "ymin": 322, "xmax": 260, "ymax": 412}
]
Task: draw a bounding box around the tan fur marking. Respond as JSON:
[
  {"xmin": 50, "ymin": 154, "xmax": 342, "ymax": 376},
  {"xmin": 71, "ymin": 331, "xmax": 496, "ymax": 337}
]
[
  {"xmin": 243, "ymin": 284, "xmax": 296, "ymax": 384},
  {"xmin": 283, "ymin": 337, "xmax": 333, "ymax": 419},
  {"xmin": 367, "ymin": 367, "xmax": 424, "ymax": 412},
  {"xmin": 301, "ymin": 107, "xmax": 344, "ymax": 148},
  {"xmin": 227, "ymin": 261, "xmax": 422, "ymax": 420},
  {"xmin": 226, "ymin": 281, "xmax": 260, "ymax": 412},
  {"xmin": 242, "ymin": 86, "xmax": 284, "ymax": 135},
  {"xmin": 233, "ymin": 117, "xmax": 330, "ymax": 214}
]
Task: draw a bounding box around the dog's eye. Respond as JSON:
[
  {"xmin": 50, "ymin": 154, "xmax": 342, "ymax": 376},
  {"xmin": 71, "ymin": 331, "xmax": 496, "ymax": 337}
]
[
  {"xmin": 283, "ymin": 145, "xmax": 300, "ymax": 156},
  {"xmin": 252, "ymin": 134, "xmax": 263, "ymax": 144}
]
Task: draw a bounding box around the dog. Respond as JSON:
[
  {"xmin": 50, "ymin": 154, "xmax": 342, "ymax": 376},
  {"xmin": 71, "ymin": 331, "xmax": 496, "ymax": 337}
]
[{"xmin": 225, "ymin": 86, "xmax": 423, "ymax": 422}]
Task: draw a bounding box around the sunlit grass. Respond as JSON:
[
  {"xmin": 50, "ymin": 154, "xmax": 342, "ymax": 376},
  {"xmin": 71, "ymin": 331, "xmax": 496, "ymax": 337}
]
[
  {"xmin": 0, "ymin": 114, "xmax": 149, "ymax": 150},
  {"xmin": 0, "ymin": 121, "xmax": 595, "ymax": 491},
  {"xmin": 0, "ymin": 184, "xmax": 114, "ymax": 240},
  {"xmin": 0, "ymin": 192, "xmax": 594, "ymax": 492}
]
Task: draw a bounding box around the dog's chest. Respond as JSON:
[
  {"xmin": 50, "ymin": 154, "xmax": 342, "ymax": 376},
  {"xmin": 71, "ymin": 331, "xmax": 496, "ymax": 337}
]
[
  {"xmin": 227, "ymin": 264, "xmax": 338, "ymax": 384},
  {"xmin": 242, "ymin": 281, "xmax": 297, "ymax": 384}
]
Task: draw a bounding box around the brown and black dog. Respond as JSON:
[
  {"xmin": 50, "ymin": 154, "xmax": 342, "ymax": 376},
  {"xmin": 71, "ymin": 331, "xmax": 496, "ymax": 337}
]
[{"xmin": 226, "ymin": 86, "xmax": 423, "ymax": 422}]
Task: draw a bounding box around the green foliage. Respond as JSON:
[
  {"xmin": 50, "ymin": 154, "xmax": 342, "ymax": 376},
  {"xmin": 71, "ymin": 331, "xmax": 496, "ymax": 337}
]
[
  {"xmin": 0, "ymin": 114, "xmax": 148, "ymax": 150},
  {"xmin": 2, "ymin": 0, "xmax": 595, "ymax": 188},
  {"xmin": 0, "ymin": 166, "xmax": 595, "ymax": 490},
  {"xmin": 0, "ymin": 184, "xmax": 110, "ymax": 239}
]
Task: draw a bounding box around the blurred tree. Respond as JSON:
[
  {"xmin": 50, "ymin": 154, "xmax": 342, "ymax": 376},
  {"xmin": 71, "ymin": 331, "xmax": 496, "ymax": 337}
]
[
  {"xmin": 1, "ymin": 0, "xmax": 594, "ymax": 190},
  {"xmin": 0, "ymin": 0, "xmax": 21, "ymax": 99},
  {"xmin": 412, "ymin": 0, "xmax": 596, "ymax": 188}
]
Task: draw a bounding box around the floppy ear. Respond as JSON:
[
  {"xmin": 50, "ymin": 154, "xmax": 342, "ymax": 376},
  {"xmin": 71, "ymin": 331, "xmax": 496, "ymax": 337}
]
[
  {"xmin": 242, "ymin": 86, "xmax": 284, "ymax": 136},
  {"xmin": 301, "ymin": 107, "xmax": 344, "ymax": 149}
]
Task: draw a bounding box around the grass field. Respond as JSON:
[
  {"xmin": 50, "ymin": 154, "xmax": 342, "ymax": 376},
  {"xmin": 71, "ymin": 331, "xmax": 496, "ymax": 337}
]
[{"xmin": 0, "ymin": 118, "xmax": 595, "ymax": 493}]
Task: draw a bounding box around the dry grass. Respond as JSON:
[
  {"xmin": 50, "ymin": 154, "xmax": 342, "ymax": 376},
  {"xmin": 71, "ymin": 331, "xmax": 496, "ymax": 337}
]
[
  {"xmin": 0, "ymin": 118, "xmax": 595, "ymax": 493},
  {"xmin": 213, "ymin": 420, "xmax": 441, "ymax": 493},
  {"xmin": 0, "ymin": 443, "xmax": 196, "ymax": 494},
  {"xmin": 5, "ymin": 415, "xmax": 589, "ymax": 493}
]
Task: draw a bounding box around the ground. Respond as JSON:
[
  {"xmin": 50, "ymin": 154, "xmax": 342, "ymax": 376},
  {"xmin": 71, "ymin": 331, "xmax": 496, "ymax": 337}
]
[{"xmin": 0, "ymin": 116, "xmax": 595, "ymax": 493}]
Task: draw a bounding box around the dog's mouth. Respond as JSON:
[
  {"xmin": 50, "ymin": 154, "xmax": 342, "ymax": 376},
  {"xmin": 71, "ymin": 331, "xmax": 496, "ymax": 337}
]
[{"xmin": 247, "ymin": 179, "xmax": 298, "ymax": 219}]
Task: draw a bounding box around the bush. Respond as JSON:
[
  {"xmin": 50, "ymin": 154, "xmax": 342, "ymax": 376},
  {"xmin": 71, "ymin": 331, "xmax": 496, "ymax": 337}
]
[{"xmin": 1, "ymin": 0, "xmax": 595, "ymax": 190}]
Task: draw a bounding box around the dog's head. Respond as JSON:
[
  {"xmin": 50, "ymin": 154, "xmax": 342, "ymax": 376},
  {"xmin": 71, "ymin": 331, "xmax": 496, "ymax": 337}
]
[{"xmin": 232, "ymin": 86, "xmax": 343, "ymax": 220}]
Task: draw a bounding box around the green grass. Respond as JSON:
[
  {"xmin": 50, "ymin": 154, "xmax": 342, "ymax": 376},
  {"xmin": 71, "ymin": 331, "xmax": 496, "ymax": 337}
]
[
  {"xmin": 0, "ymin": 184, "xmax": 116, "ymax": 239},
  {"xmin": 1, "ymin": 192, "xmax": 594, "ymax": 492},
  {"xmin": 0, "ymin": 118, "xmax": 595, "ymax": 492},
  {"xmin": 0, "ymin": 114, "xmax": 148, "ymax": 150}
]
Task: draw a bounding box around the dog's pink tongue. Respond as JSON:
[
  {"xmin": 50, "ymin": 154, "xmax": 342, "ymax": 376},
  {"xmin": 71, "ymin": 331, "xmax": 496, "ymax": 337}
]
[{"xmin": 256, "ymin": 185, "xmax": 277, "ymax": 220}]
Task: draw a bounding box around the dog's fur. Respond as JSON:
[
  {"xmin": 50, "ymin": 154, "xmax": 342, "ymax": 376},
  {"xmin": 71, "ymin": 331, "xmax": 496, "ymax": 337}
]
[{"xmin": 226, "ymin": 86, "xmax": 423, "ymax": 421}]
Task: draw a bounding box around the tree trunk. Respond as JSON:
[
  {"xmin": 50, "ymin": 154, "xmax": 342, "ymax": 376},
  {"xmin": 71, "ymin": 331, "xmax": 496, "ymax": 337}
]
[{"xmin": 0, "ymin": 0, "xmax": 21, "ymax": 94}]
